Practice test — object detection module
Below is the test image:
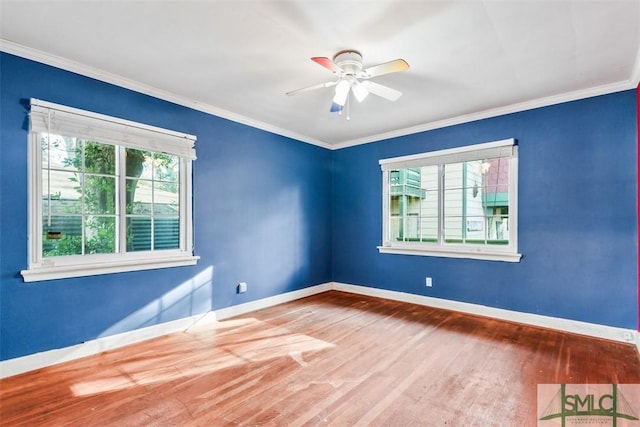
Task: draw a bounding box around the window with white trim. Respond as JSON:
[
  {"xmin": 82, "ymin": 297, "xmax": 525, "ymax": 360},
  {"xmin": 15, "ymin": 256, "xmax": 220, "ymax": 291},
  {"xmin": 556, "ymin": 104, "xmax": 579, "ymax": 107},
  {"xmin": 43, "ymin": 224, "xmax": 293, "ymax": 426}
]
[
  {"xmin": 379, "ymin": 139, "xmax": 521, "ymax": 262},
  {"xmin": 21, "ymin": 99, "xmax": 199, "ymax": 282}
]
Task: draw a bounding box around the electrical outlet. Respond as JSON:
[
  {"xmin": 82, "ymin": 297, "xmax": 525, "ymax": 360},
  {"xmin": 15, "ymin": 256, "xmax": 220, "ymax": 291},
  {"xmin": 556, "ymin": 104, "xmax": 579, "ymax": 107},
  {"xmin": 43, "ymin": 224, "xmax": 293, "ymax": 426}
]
[
  {"xmin": 238, "ymin": 282, "xmax": 247, "ymax": 293},
  {"xmin": 425, "ymin": 277, "xmax": 432, "ymax": 287}
]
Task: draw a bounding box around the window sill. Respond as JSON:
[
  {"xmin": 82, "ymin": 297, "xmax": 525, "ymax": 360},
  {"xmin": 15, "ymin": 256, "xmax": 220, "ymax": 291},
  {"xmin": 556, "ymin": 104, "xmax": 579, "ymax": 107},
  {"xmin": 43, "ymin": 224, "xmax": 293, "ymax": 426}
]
[
  {"xmin": 21, "ymin": 253, "xmax": 200, "ymax": 282},
  {"xmin": 377, "ymin": 245, "xmax": 521, "ymax": 262}
]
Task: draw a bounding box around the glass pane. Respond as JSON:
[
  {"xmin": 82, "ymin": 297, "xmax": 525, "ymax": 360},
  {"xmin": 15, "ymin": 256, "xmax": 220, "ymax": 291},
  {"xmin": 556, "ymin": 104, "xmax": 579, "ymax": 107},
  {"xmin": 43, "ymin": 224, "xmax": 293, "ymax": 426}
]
[
  {"xmin": 84, "ymin": 175, "xmax": 116, "ymax": 214},
  {"xmin": 154, "ymin": 218, "xmax": 180, "ymax": 249},
  {"xmin": 128, "ymin": 178, "xmax": 153, "ymax": 215},
  {"xmin": 418, "ymin": 165, "xmax": 438, "ymax": 242},
  {"xmin": 419, "ymin": 216, "xmax": 438, "ymax": 242},
  {"xmin": 42, "ymin": 134, "xmax": 81, "ymax": 171},
  {"xmin": 154, "ymin": 181, "xmax": 179, "ymax": 216},
  {"xmin": 42, "ymin": 216, "xmax": 83, "ymax": 257},
  {"xmin": 83, "ymin": 141, "xmax": 116, "ymax": 175},
  {"xmin": 155, "ymin": 154, "xmax": 179, "ymax": 183},
  {"xmin": 126, "ymin": 149, "xmax": 153, "ymax": 179},
  {"xmin": 482, "ymin": 157, "xmax": 509, "ymax": 245},
  {"xmin": 487, "ymin": 213, "xmax": 509, "ymax": 244},
  {"xmin": 443, "ymin": 185, "xmax": 463, "ymax": 242},
  {"xmin": 127, "ymin": 217, "xmax": 152, "ymax": 252},
  {"xmin": 84, "ymin": 216, "xmax": 116, "ymax": 254},
  {"xmin": 389, "ymin": 166, "xmax": 437, "ymax": 243},
  {"xmin": 43, "ymin": 170, "xmax": 82, "ymax": 214},
  {"xmin": 390, "ymin": 215, "xmax": 403, "ymax": 241},
  {"xmin": 444, "ymin": 162, "xmax": 464, "ymax": 189},
  {"xmin": 465, "ymin": 215, "xmax": 486, "ymax": 244}
]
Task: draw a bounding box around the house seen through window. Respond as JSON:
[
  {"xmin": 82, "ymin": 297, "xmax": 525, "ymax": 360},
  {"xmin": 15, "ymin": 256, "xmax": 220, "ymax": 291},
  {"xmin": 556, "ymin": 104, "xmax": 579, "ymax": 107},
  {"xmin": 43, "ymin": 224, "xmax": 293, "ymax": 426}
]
[{"xmin": 380, "ymin": 139, "xmax": 521, "ymax": 262}]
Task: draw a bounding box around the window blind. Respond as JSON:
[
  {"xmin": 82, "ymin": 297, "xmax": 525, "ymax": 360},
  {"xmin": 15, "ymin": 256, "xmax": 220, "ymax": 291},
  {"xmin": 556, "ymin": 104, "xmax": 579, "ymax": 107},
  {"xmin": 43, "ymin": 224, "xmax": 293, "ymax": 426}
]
[
  {"xmin": 379, "ymin": 138, "xmax": 516, "ymax": 171},
  {"xmin": 29, "ymin": 99, "xmax": 197, "ymax": 159}
]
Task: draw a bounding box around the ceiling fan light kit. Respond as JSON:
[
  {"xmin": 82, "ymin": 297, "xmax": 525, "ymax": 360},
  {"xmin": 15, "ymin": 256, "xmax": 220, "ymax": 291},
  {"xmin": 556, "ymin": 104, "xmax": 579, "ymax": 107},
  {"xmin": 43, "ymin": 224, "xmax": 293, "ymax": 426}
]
[{"xmin": 287, "ymin": 49, "xmax": 409, "ymax": 117}]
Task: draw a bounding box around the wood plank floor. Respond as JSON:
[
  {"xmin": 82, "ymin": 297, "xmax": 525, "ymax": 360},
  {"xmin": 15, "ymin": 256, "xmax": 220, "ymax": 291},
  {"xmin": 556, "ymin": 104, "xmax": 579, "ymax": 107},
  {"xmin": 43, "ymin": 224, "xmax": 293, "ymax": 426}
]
[{"xmin": 2, "ymin": 291, "xmax": 640, "ymax": 426}]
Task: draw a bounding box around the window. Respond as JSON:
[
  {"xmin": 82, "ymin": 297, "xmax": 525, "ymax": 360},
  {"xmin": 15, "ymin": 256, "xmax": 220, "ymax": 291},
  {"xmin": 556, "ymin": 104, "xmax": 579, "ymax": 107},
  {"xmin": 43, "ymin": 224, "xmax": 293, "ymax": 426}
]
[
  {"xmin": 379, "ymin": 139, "xmax": 521, "ymax": 262},
  {"xmin": 21, "ymin": 99, "xmax": 199, "ymax": 282}
]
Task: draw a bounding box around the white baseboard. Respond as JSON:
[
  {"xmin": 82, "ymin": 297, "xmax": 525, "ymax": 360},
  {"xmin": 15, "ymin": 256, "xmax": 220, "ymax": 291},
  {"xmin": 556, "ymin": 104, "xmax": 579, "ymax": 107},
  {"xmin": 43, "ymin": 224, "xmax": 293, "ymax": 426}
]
[
  {"xmin": 214, "ymin": 282, "xmax": 333, "ymax": 320},
  {"xmin": 2, "ymin": 281, "xmax": 636, "ymax": 378},
  {"xmin": 0, "ymin": 310, "xmax": 219, "ymax": 379},
  {"xmin": 0, "ymin": 283, "xmax": 331, "ymax": 379},
  {"xmin": 332, "ymin": 282, "xmax": 639, "ymax": 347}
]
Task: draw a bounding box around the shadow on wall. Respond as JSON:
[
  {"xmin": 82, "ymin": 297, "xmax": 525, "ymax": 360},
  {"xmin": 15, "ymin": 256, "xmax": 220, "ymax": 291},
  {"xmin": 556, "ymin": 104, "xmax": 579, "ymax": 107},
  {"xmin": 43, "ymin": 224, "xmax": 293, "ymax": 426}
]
[{"xmin": 98, "ymin": 266, "xmax": 215, "ymax": 339}]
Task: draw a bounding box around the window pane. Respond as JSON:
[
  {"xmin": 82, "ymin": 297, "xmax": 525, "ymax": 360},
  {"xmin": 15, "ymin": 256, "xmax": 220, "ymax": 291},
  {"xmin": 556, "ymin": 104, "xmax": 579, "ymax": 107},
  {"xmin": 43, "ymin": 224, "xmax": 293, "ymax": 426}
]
[
  {"xmin": 81, "ymin": 140, "xmax": 115, "ymax": 175},
  {"xmin": 127, "ymin": 217, "xmax": 152, "ymax": 252},
  {"xmin": 482, "ymin": 157, "xmax": 510, "ymax": 245},
  {"xmin": 84, "ymin": 216, "xmax": 116, "ymax": 254},
  {"xmin": 43, "ymin": 170, "xmax": 82, "ymax": 214},
  {"xmin": 127, "ymin": 149, "xmax": 153, "ymax": 179},
  {"xmin": 441, "ymin": 159, "xmax": 511, "ymax": 245},
  {"xmin": 389, "ymin": 166, "xmax": 435, "ymax": 242},
  {"xmin": 154, "ymin": 218, "xmax": 180, "ymax": 249},
  {"xmin": 42, "ymin": 134, "xmax": 82, "ymax": 171},
  {"xmin": 127, "ymin": 178, "xmax": 149, "ymax": 214},
  {"xmin": 84, "ymin": 175, "xmax": 116, "ymax": 214},
  {"xmin": 43, "ymin": 216, "xmax": 83, "ymax": 257},
  {"xmin": 154, "ymin": 181, "xmax": 179, "ymax": 216},
  {"xmin": 155, "ymin": 154, "xmax": 179, "ymax": 183}
]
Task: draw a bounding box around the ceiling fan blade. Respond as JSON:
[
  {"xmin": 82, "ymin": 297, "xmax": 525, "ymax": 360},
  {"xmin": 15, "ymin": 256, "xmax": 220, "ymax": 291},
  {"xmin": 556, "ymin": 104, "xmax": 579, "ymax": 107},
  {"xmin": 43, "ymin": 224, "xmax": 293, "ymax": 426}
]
[
  {"xmin": 361, "ymin": 59, "xmax": 409, "ymax": 79},
  {"xmin": 332, "ymin": 80, "xmax": 351, "ymax": 107},
  {"xmin": 286, "ymin": 80, "xmax": 337, "ymax": 96},
  {"xmin": 351, "ymin": 82, "xmax": 369, "ymax": 103},
  {"xmin": 311, "ymin": 57, "xmax": 344, "ymax": 75},
  {"xmin": 360, "ymin": 80, "xmax": 402, "ymax": 102}
]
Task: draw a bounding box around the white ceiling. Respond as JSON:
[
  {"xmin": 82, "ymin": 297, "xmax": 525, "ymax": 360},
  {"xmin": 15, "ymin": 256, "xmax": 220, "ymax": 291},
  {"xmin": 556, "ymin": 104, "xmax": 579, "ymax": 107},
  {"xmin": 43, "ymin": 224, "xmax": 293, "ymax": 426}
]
[{"xmin": 1, "ymin": 1, "xmax": 639, "ymax": 148}]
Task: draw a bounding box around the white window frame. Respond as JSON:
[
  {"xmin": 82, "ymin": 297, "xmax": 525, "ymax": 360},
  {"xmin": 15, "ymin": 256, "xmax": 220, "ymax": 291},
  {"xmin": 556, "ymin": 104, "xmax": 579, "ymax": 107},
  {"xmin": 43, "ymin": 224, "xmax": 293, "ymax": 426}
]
[
  {"xmin": 21, "ymin": 99, "xmax": 199, "ymax": 282},
  {"xmin": 378, "ymin": 138, "xmax": 521, "ymax": 262}
]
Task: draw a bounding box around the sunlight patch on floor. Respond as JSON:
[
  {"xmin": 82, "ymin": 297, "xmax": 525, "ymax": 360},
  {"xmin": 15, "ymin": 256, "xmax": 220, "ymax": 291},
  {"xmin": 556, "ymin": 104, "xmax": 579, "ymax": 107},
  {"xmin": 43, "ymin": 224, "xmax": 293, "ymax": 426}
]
[{"xmin": 70, "ymin": 317, "xmax": 334, "ymax": 396}]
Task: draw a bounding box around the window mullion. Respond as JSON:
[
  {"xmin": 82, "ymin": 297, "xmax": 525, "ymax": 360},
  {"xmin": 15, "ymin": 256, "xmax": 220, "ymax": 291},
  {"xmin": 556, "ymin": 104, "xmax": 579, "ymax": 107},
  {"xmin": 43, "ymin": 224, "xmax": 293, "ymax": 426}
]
[
  {"xmin": 438, "ymin": 164, "xmax": 444, "ymax": 246},
  {"xmin": 118, "ymin": 146, "xmax": 127, "ymax": 254},
  {"xmin": 80, "ymin": 141, "xmax": 86, "ymax": 255}
]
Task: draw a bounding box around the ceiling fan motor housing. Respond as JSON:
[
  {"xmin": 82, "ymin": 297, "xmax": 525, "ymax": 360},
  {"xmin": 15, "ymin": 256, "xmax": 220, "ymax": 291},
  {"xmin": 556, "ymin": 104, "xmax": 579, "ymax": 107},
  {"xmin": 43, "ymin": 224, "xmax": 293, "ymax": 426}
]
[{"xmin": 333, "ymin": 50, "xmax": 363, "ymax": 76}]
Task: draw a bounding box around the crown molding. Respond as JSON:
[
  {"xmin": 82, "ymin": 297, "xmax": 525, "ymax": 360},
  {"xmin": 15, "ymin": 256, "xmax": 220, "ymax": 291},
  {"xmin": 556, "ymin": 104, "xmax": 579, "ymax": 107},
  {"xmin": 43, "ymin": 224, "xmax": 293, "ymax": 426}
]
[
  {"xmin": 2, "ymin": 39, "xmax": 636, "ymax": 151},
  {"xmin": 331, "ymin": 79, "xmax": 637, "ymax": 150},
  {"xmin": 631, "ymin": 45, "xmax": 640, "ymax": 87},
  {"xmin": 0, "ymin": 39, "xmax": 331, "ymax": 149}
]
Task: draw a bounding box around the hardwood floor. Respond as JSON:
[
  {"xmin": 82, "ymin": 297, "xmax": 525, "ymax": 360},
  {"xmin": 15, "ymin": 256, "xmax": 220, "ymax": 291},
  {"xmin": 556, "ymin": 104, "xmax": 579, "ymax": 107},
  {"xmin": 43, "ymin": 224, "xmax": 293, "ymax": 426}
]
[{"xmin": 2, "ymin": 291, "xmax": 640, "ymax": 426}]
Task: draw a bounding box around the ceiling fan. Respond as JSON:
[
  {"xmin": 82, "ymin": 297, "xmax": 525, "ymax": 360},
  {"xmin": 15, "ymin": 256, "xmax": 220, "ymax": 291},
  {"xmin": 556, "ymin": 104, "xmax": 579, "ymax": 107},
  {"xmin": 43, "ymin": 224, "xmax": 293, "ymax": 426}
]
[{"xmin": 286, "ymin": 50, "xmax": 409, "ymax": 115}]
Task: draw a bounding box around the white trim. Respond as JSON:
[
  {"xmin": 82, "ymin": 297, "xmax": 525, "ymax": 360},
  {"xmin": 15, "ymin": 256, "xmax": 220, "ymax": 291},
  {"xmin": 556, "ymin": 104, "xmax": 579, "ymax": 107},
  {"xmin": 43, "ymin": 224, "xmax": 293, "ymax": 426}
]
[
  {"xmin": 0, "ymin": 310, "xmax": 218, "ymax": 379},
  {"xmin": 0, "ymin": 283, "xmax": 331, "ymax": 378},
  {"xmin": 31, "ymin": 98, "xmax": 196, "ymax": 141},
  {"xmin": 379, "ymin": 138, "xmax": 515, "ymax": 168},
  {"xmin": 332, "ymin": 282, "xmax": 639, "ymax": 347},
  {"xmin": 0, "ymin": 40, "xmax": 331, "ymax": 150},
  {"xmin": 331, "ymin": 80, "xmax": 637, "ymax": 150},
  {"xmin": 377, "ymin": 245, "xmax": 522, "ymax": 262},
  {"xmin": 20, "ymin": 254, "xmax": 200, "ymax": 282},
  {"xmin": 631, "ymin": 45, "xmax": 640, "ymax": 86},
  {"xmin": 30, "ymin": 99, "xmax": 196, "ymax": 159},
  {"xmin": 2, "ymin": 39, "xmax": 635, "ymax": 151},
  {"xmin": 214, "ymin": 283, "xmax": 333, "ymax": 320},
  {"xmin": 2, "ymin": 282, "xmax": 637, "ymax": 378}
]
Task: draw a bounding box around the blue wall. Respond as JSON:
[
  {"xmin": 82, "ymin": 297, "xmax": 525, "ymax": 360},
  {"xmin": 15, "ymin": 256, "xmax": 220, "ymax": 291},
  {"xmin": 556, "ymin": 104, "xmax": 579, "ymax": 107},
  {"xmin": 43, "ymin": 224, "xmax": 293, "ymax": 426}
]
[
  {"xmin": 1, "ymin": 52, "xmax": 637, "ymax": 362},
  {"xmin": 0, "ymin": 53, "xmax": 332, "ymax": 360},
  {"xmin": 332, "ymin": 90, "xmax": 638, "ymax": 329}
]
